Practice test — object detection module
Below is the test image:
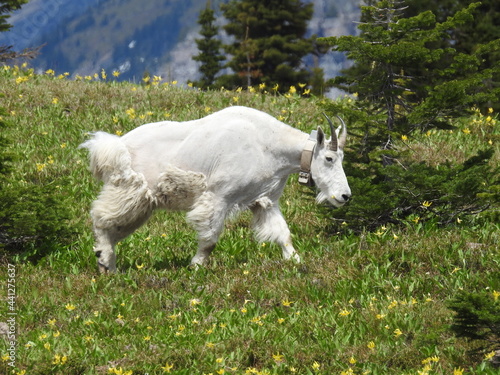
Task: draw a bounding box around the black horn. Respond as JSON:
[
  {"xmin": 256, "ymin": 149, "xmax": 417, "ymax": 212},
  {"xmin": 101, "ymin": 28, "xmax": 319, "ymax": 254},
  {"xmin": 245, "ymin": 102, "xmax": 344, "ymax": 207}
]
[{"xmin": 322, "ymin": 113, "xmax": 338, "ymax": 151}]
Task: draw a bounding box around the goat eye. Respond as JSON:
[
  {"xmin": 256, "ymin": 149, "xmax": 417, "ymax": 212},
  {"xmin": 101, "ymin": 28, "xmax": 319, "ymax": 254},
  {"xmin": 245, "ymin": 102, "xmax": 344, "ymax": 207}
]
[{"xmin": 325, "ymin": 156, "xmax": 333, "ymax": 162}]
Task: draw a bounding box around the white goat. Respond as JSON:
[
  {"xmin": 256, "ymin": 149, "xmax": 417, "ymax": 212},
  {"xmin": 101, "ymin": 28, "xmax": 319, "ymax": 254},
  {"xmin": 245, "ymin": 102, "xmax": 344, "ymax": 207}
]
[{"xmin": 80, "ymin": 106, "xmax": 351, "ymax": 272}]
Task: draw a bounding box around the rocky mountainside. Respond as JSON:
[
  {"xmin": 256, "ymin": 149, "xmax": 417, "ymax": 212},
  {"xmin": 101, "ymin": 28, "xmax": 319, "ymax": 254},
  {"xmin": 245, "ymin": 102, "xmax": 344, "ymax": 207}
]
[{"xmin": 1, "ymin": 0, "xmax": 360, "ymax": 85}]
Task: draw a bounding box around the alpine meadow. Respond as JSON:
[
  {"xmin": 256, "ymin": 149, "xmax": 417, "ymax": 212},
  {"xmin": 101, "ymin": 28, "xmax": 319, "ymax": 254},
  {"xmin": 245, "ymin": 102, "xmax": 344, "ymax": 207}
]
[
  {"xmin": 0, "ymin": 0, "xmax": 500, "ymax": 373},
  {"xmin": 0, "ymin": 64, "xmax": 498, "ymax": 375}
]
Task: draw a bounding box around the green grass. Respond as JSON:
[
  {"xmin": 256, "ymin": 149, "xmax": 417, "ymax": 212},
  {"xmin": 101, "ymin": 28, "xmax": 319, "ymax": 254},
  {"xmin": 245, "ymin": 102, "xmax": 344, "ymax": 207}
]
[{"xmin": 0, "ymin": 65, "xmax": 499, "ymax": 375}]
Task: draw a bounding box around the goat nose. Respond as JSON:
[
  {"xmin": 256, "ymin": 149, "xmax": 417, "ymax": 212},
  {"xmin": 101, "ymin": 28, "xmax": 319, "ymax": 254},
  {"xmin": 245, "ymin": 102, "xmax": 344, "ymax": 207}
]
[{"xmin": 342, "ymin": 194, "xmax": 351, "ymax": 202}]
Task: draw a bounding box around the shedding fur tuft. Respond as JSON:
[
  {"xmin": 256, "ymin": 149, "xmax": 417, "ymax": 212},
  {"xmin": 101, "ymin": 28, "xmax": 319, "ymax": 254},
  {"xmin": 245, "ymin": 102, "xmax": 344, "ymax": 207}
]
[{"xmin": 156, "ymin": 166, "xmax": 207, "ymax": 210}]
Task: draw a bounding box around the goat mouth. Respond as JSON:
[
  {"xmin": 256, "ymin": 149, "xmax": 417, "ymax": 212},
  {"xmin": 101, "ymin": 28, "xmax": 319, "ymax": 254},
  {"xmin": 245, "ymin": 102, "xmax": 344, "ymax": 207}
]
[{"xmin": 330, "ymin": 197, "xmax": 347, "ymax": 207}]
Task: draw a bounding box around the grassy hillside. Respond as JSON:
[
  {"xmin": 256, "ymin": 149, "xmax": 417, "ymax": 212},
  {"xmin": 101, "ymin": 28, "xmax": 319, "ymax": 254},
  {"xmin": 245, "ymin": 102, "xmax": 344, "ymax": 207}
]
[{"xmin": 0, "ymin": 65, "xmax": 499, "ymax": 375}]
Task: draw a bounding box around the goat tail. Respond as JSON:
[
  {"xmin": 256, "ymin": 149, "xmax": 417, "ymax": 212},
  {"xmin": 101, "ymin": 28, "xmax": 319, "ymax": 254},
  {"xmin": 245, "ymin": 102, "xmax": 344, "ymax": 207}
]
[{"xmin": 79, "ymin": 131, "xmax": 132, "ymax": 184}]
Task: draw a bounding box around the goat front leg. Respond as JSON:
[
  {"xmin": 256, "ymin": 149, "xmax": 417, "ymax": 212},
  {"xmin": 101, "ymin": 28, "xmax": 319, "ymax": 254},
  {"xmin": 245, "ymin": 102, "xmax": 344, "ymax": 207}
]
[{"xmin": 187, "ymin": 192, "xmax": 226, "ymax": 267}]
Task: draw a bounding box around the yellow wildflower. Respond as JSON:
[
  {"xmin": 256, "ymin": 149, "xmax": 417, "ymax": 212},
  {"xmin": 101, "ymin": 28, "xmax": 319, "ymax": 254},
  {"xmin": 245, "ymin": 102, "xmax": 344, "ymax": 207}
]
[
  {"xmin": 65, "ymin": 303, "xmax": 76, "ymax": 311},
  {"xmin": 272, "ymin": 352, "xmax": 285, "ymax": 363},
  {"xmin": 339, "ymin": 309, "xmax": 351, "ymax": 316},
  {"xmin": 490, "ymin": 290, "xmax": 500, "ymax": 301},
  {"xmin": 393, "ymin": 328, "xmax": 403, "ymax": 337},
  {"xmin": 125, "ymin": 108, "xmax": 136, "ymax": 119},
  {"xmin": 422, "ymin": 356, "xmax": 439, "ymax": 364},
  {"xmin": 160, "ymin": 362, "xmax": 173, "ymax": 373},
  {"xmin": 53, "ymin": 354, "xmax": 68, "ymax": 365},
  {"xmin": 190, "ymin": 298, "xmax": 201, "ymax": 306},
  {"xmin": 15, "ymin": 76, "xmax": 29, "ymax": 84},
  {"xmin": 388, "ymin": 300, "xmax": 398, "ymax": 309},
  {"xmin": 484, "ymin": 351, "xmax": 495, "ymax": 361},
  {"xmin": 453, "ymin": 367, "xmax": 465, "ymax": 375},
  {"xmin": 367, "ymin": 341, "xmax": 376, "ymax": 350}
]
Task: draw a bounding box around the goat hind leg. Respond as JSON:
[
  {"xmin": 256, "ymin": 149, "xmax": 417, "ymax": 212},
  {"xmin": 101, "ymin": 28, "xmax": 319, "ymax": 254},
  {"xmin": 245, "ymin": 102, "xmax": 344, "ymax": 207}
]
[{"xmin": 251, "ymin": 205, "xmax": 300, "ymax": 262}]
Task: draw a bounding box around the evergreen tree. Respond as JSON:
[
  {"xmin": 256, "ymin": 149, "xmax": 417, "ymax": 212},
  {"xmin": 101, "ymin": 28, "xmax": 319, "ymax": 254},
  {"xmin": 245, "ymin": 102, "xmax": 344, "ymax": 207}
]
[
  {"xmin": 0, "ymin": 0, "xmax": 26, "ymax": 33},
  {"xmin": 0, "ymin": 106, "xmax": 74, "ymax": 261},
  {"xmin": 404, "ymin": 0, "xmax": 500, "ymax": 54},
  {"xmin": 322, "ymin": 1, "xmax": 500, "ymax": 147},
  {"xmin": 316, "ymin": 1, "xmax": 500, "ymax": 232},
  {"xmin": 1, "ymin": 0, "xmax": 39, "ymax": 62},
  {"xmin": 192, "ymin": 2, "xmax": 225, "ymax": 89},
  {"xmin": 219, "ymin": 0, "xmax": 321, "ymax": 92},
  {"xmin": 404, "ymin": 0, "xmax": 500, "ymax": 111}
]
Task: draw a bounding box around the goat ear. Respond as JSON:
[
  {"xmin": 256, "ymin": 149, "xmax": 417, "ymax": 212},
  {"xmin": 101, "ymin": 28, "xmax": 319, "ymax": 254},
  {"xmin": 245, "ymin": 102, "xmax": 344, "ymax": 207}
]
[{"xmin": 317, "ymin": 126, "xmax": 325, "ymax": 146}]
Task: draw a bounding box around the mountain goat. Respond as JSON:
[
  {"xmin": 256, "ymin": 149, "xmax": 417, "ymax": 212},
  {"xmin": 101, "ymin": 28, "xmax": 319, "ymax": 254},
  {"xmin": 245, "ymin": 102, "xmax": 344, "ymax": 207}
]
[{"xmin": 80, "ymin": 106, "xmax": 351, "ymax": 272}]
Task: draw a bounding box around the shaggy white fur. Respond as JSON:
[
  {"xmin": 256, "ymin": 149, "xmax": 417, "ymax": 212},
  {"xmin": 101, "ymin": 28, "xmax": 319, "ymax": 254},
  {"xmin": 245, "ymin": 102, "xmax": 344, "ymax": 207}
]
[{"xmin": 80, "ymin": 106, "xmax": 351, "ymax": 272}]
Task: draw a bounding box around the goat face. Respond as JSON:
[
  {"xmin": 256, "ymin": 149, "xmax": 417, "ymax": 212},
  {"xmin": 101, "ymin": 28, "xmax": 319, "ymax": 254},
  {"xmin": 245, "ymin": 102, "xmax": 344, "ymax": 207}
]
[{"xmin": 310, "ymin": 122, "xmax": 351, "ymax": 207}]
